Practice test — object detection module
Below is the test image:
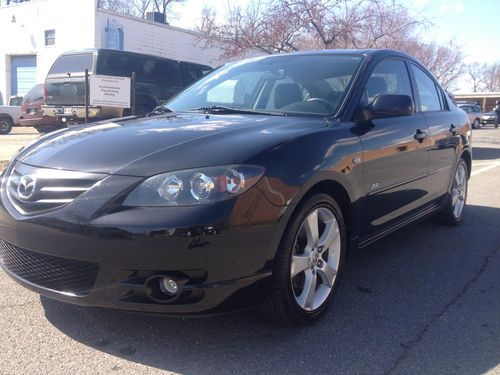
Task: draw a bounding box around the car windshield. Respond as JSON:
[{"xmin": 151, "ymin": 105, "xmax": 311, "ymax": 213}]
[{"xmin": 166, "ymin": 54, "xmax": 364, "ymax": 117}]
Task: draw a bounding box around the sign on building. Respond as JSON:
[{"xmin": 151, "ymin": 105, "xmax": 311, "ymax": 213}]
[{"xmin": 89, "ymin": 75, "xmax": 131, "ymax": 108}]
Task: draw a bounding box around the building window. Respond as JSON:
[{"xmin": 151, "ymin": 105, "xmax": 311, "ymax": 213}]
[{"xmin": 45, "ymin": 29, "xmax": 55, "ymax": 46}]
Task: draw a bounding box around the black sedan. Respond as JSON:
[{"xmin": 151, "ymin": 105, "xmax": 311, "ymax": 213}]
[{"xmin": 0, "ymin": 49, "xmax": 471, "ymax": 324}]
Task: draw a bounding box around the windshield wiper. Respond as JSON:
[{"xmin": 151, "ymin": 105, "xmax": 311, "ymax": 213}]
[
  {"xmin": 147, "ymin": 106, "xmax": 174, "ymax": 117},
  {"xmin": 190, "ymin": 106, "xmax": 285, "ymax": 116}
]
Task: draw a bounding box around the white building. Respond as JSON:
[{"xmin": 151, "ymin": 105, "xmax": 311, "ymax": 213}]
[{"xmin": 0, "ymin": 0, "xmax": 246, "ymax": 103}]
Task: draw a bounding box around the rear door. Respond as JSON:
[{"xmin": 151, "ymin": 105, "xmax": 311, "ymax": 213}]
[
  {"xmin": 409, "ymin": 63, "xmax": 459, "ymax": 201},
  {"xmin": 358, "ymin": 58, "xmax": 431, "ymax": 236}
]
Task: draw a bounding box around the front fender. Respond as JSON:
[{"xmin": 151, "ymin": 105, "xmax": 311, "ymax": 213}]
[{"xmin": 254, "ymin": 123, "xmax": 363, "ymax": 207}]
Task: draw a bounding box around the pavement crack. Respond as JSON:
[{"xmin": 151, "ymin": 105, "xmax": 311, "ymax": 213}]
[{"xmin": 384, "ymin": 243, "xmax": 500, "ymax": 375}]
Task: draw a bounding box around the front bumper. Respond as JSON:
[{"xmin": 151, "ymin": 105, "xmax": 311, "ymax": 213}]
[
  {"xmin": 19, "ymin": 114, "xmax": 58, "ymax": 127},
  {"xmin": 481, "ymin": 118, "xmax": 495, "ymax": 124},
  {"xmin": 0, "ymin": 169, "xmax": 286, "ymax": 315},
  {"xmin": 42, "ymin": 105, "xmax": 101, "ymax": 124}
]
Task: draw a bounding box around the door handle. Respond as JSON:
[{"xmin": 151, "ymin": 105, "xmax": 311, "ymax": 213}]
[
  {"xmin": 414, "ymin": 129, "xmax": 428, "ymax": 143},
  {"xmin": 450, "ymin": 124, "xmax": 457, "ymax": 135}
]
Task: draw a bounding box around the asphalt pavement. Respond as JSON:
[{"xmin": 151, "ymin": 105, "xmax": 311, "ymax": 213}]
[{"xmin": 0, "ymin": 126, "xmax": 499, "ymax": 375}]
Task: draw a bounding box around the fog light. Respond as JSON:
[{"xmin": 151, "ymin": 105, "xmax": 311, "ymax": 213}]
[{"xmin": 159, "ymin": 277, "xmax": 179, "ymax": 295}]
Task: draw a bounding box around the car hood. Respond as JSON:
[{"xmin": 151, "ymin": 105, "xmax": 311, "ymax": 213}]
[{"xmin": 17, "ymin": 113, "xmax": 327, "ymax": 176}]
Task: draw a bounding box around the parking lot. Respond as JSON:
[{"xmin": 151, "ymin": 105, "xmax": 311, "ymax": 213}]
[{"xmin": 0, "ymin": 126, "xmax": 499, "ymax": 375}]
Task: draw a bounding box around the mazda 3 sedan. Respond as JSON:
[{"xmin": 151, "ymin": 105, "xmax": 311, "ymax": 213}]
[{"xmin": 0, "ymin": 50, "xmax": 471, "ymax": 324}]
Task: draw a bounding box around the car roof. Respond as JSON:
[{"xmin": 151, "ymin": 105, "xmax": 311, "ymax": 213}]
[
  {"xmin": 54, "ymin": 48, "xmax": 212, "ymax": 68},
  {"xmin": 252, "ymin": 48, "xmax": 419, "ymax": 61}
]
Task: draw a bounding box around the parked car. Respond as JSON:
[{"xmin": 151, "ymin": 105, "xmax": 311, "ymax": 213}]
[
  {"xmin": 457, "ymin": 102, "xmax": 483, "ymax": 129},
  {"xmin": 42, "ymin": 49, "xmax": 212, "ymax": 128},
  {"xmin": 19, "ymin": 84, "xmax": 59, "ymax": 134},
  {"xmin": 0, "ymin": 96, "xmax": 23, "ymax": 134},
  {"xmin": 0, "ymin": 49, "xmax": 471, "ymax": 324},
  {"xmin": 481, "ymin": 111, "xmax": 496, "ymax": 126}
]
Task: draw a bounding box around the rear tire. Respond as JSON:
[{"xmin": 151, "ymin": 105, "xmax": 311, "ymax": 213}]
[
  {"xmin": 0, "ymin": 117, "xmax": 13, "ymax": 134},
  {"xmin": 256, "ymin": 194, "xmax": 346, "ymax": 324},
  {"xmin": 437, "ymin": 159, "xmax": 468, "ymax": 225},
  {"xmin": 472, "ymin": 119, "xmax": 480, "ymax": 129}
]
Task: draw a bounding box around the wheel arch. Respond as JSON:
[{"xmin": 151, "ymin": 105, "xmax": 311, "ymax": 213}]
[
  {"xmin": 299, "ymin": 180, "xmax": 352, "ymax": 236},
  {"xmin": 460, "ymin": 149, "xmax": 472, "ymax": 178},
  {"xmin": 0, "ymin": 114, "xmax": 14, "ymax": 124},
  {"xmin": 270, "ymin": 177, "xmax": 355, "ymax": 260}
]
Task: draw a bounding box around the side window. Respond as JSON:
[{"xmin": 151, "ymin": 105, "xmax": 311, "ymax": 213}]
[
  {"xmin": 23, "ymin": 85, "xmax": 43, "ymax": 103},
  {"xmin": 151, "ymin": 60, "xmax": 182, "ymax": 87},
  {"xmin": 410, "ymin": 64, "xmax": 442, "ymax": 112},
  {"xmin": 361, "ymin": 59, "xmax": 413, "ymax": 106}
]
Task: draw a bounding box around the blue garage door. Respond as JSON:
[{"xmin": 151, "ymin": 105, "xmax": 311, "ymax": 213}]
[{"xmin": 11, "ymin": 55, "xmax": 37, "ymax": 96}]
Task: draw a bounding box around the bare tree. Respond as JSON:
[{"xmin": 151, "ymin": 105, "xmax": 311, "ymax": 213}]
[
  {"xmin": 152, "ymin": 0, "xmax": 184, "ymax": 16},
  {"xmin": 481, "ymin": 62, "xmax": 500, "ymax": 92},
  {"xmin": 467, "ymin": 62, "xmax": 486, "ymax": 92},
  {"xmin": 198, "ymin": 0, "xmax": 465, "ymax": 88},
  {"xmin": 98, "ymin": 0, "xmax": 181, "ymax": 20},
  {"xmin": 98, "ymin": 0, "xmax": 135, "ymax": 15},
  {"xmin": 199, "ymin": 1, "xmax": 307, "ymax": 56},
  {"xmin": 133, "ymin": 0, "xmax": 152, "ymax": 19},
  {"xmin": 401, "ymin": 40, "xmax": 464, "ymax": 90}
]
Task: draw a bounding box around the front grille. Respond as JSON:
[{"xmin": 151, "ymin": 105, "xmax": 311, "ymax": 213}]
[
  {"xmin": 0, "ymin": 240, "xmax": 98, "ymax": 296},
  {"xmin": 5, "ymin": 162, "xmax": 104, "ymax": 215}
]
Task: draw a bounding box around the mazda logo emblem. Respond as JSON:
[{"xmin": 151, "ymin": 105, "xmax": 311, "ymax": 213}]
[{"xmin": 17, "ymin": 174, "xmax": 37, "ymax": 200}]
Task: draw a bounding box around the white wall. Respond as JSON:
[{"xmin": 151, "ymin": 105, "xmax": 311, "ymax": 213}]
[
  {"xmin": 95, "ymin": 9, "xmax": 232, "ymax": 67},
  {"xmin": 0, "ymin": 0, "xmax": 96, "ymax": 99},
  {"xmin": 0, "ymin": 0, "xmax": 262, "ymax": 101}
]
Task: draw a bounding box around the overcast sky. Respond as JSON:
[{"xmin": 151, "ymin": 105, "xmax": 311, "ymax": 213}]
[{"xmin": 169, "ymin": 0, "xmax": 500, "ymax": 92}]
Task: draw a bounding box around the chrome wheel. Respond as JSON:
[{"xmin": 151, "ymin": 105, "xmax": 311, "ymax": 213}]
[
  {"xmin": 290, "ymin": 207, "xmax": 341, "ymax": 311},
  {"xmin": 451, "ymin": 163, "xmax": 467, "ymax": 219}
]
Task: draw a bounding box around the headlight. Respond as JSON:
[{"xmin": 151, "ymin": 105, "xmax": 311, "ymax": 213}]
[{"xmin": 123, "ymin": 165, "xmax": 265, "ymax": 207}]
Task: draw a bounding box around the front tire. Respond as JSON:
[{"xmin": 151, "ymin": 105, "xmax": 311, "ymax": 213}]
[
  {"xmin": 438, "ymin": 159, "xmax": 468, "ymax": 225},
  {"xmin": 257, "ymin": 194, "xmax": 346, "ymax": 324}
]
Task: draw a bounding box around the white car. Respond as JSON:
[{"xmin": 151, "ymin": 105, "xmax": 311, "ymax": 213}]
[{"xmin": 0, "ymin": 96, "xmax": 22, "ymax": 134}]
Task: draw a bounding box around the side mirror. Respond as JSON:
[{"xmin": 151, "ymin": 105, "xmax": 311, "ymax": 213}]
[{"xmin": 359, "ymin": 94, "xmax": 414, "ymax": 121}]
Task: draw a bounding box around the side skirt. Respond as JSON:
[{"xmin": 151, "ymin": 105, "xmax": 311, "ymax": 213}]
[{"xmin": 353, "ymin": 197, "xmax": 446, "ymax": 249}]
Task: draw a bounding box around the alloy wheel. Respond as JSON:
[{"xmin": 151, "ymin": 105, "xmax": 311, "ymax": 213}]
[
  {"xmin": 290, "ymin": 207, "xmax": 341, "ymax": 311},
  {"xmin": 452, "ymin": 163, "xmax": 467, "ymax": 219}
]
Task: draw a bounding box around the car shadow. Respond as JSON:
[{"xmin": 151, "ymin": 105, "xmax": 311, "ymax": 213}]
[
  {"xmin": 41, "ymin": 204, "xmax": 500, "ymax": 375},
  {"xmin": 471, "ymin": 146, "xmax": 500, "ymax": 161}
]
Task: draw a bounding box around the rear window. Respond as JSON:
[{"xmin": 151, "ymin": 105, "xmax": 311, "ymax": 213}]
[
  {"xmin": 49, "ymin": 53, "xmax": 94, "ymax": 75},
  {"xmin": 9, "ymin": 96, "xmax": 23, "ymax": 106},
  {"xmin": 23, "ymin": 84, "xmax": 44, "ymax": 103}
]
